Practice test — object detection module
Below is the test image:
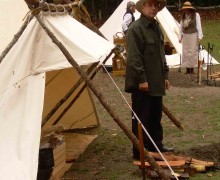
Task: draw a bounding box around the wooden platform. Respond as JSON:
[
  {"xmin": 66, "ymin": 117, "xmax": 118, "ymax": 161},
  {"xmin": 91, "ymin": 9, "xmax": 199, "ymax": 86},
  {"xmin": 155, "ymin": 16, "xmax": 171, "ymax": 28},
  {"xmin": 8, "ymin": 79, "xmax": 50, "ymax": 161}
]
[
  {"xmin": 64, "ymin": 133, "xmax": 97, "ymax": 162},
  {"xmin": 133, "ymin": 152, "xmax": 215, "ymax": 179}
]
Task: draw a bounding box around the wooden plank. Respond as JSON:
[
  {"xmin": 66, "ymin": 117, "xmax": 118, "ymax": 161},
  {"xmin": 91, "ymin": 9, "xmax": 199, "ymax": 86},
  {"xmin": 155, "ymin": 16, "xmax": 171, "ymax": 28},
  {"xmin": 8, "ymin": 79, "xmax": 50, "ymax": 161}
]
[
  {"xmin": 133, "ymin": 160, "xmax": 186, "ymax": 167},
  {"xmin": 54, "ymin": 154, "xmax": 66, "ymax": 167},
  {"xmin": 53, "ymin": 142, "xmax": 65, "ymax": 156},
  {"xmin": 148, "ymin": 152, "xmax": 214, "ymax": 167},
  {"xmin": 190, "ymin": 159, "xmax": 214, "ymax": 167},
  {"xmin": 53, "ymin": 143, "xmax": 65, "ymax": 161},
  {"xmin": 52, "ymin": 160, "xmax": 66, "ymax": 176},
  {"xmin": 50, "ymin": 163, "xmax": 72, "ymax": 180},
  {"xmin": 51, "ymin": 166, "xmax": 66, "ymax": 180}
]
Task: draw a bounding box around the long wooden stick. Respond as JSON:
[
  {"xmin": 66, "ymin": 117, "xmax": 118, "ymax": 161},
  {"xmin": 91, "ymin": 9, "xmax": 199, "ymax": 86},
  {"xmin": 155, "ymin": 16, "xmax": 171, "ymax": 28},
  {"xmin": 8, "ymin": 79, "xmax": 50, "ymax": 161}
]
[
  {"xmin": 138, "ymin": 123, "xmax": 146, "ymax": 180},
  {"xmin": 162, "ymin": 104, "xmax": 184, "ymax": 130},
  {"xmin": 34, "ymin": 14, "xmax": 170, "ymax": 180},
  {"xmin": 0, "ymin": 15, "xmax": 33, "ymax": 63}
]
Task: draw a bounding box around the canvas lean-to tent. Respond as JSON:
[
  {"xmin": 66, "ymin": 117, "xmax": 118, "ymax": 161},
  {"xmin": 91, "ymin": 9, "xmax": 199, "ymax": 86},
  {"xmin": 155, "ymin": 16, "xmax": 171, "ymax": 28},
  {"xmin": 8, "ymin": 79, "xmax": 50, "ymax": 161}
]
[
  {"xmin": 99, "ymin": 0, "xmax": 219, "ymax": 67},
  {"xmin": 0, "ymin": 1, "xmax": 114, "ymax": 179}
]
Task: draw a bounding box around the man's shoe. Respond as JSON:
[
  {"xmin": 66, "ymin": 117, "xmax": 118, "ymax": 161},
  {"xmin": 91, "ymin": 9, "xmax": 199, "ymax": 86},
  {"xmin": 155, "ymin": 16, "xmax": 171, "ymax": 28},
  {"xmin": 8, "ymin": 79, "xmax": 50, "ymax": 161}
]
[{"xmin": 160, "ymin": 146, "xmax": 174, "ymax": 152}]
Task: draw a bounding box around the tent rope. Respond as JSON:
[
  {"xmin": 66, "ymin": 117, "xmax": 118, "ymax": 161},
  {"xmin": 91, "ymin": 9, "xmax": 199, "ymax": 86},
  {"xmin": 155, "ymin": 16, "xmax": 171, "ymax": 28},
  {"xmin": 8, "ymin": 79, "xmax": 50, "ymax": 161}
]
[{"xmin": 101, "ymin": 64, "xmax": 179, "ymax": 180}]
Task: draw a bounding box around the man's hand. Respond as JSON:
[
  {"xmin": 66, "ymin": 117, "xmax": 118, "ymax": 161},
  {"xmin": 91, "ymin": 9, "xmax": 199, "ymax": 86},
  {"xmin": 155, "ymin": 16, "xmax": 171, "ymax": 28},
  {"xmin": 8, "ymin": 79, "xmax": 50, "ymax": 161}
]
[
  {"xmin": 165, "ymin": 79, "xmax": 170, "ymax": 90},
  {"xmin": 139, "ymin": 82, "xmax": 149, "ymax": 91}
]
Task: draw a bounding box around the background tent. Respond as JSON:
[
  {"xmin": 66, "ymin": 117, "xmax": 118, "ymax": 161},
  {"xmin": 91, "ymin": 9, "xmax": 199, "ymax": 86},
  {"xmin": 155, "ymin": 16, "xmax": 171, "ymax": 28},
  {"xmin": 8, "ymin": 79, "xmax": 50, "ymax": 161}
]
[
  {"xmin": 0, "ymin": 5, "xmax": 114, "ymax": 180},
  {"xmin": 99, "ymin": 0, "xmax": 219, "ymax": 67}
]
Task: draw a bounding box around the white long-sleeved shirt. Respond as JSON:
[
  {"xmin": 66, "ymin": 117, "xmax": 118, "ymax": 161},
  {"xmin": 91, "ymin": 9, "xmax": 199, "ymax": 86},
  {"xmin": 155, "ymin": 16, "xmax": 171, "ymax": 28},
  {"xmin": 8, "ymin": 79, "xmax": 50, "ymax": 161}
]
[
  {"xmin": 121, "ymin": 13, "xmax": 133, "ymax": 32},
  {"xmin": 179, "ymin": 12, "xmax": 203, "ymax": 40}
]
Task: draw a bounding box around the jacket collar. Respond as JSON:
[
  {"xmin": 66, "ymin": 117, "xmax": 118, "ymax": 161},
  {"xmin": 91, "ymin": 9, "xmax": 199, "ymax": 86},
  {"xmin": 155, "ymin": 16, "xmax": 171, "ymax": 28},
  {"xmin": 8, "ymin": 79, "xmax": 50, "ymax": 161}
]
[{"xmin": 140, "ymin": 14, "xmax": 158, "ymax": 28}]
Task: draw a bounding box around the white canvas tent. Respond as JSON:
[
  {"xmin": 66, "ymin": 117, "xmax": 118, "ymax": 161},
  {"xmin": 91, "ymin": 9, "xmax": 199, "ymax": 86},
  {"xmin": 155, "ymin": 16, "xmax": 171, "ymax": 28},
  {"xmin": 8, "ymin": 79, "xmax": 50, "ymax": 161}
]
[
  {"xmin": 0, "ymin": 2, "xmax": 114, "ymax": 180},
  {"xmin": 0, "ymin": 0, "xmax": 29, "ymax": 53},
  {"xmin": 99, "ymin": 0, "xmax": 219, "ymax": 67}
]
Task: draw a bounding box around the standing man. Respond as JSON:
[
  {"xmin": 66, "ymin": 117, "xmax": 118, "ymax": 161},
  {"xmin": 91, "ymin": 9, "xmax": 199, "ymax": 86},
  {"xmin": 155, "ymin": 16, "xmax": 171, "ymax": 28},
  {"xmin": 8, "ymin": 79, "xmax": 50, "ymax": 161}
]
[
  {"xmin": 122, "ymin": 1, "xmax": 136, "ymax": 34},
  {"xmin": 125, "ymin": 0, "xmax": 173, "ymax": 159}
]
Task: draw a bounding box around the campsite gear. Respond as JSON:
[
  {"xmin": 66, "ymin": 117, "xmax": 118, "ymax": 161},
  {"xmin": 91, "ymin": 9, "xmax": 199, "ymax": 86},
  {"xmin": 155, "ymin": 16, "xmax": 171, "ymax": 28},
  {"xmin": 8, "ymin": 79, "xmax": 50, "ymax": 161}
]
[
  {"xmin": 198, "ymin": 45, "xmax": 205, "ymax": 84},
  {"xmin": 37, "ymin": 148, "xmax": 54, "ymax": 180},
  {"xmin": 112, "ymin": 32, "xmax": 126, "ymax": 76},
  {"xmin": 113, "ymin": 32, "xmax": 126, "ymax": 51},
  {"xmin": 136, "ymin": 0, "xmax": 167, "ymax": 13},
  {"xmin": 138, "ymin": 123, "xmax": 146, "ymax": 180},
  {"xmin": 38, "ymin": 148, "xmax": 54, "ymax": 169},
  {"xmin": 112, "ymin": 53, "xmax": 126, "ymax": 76},
  {"xmin": 207, "ymin": 43, "xmax": 215, "ymax": 85}
]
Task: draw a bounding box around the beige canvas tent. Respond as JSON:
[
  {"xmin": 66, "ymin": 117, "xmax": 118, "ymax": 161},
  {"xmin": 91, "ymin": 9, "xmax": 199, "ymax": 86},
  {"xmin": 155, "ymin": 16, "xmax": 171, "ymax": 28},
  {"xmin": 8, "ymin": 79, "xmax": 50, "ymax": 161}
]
[
  {"xmin": 0, "ymin": 1, "xmax": 115, "ymax": 179},
  {"xmin": 0, "ymin": 1, "xmax": 101, "ymax": 130}
]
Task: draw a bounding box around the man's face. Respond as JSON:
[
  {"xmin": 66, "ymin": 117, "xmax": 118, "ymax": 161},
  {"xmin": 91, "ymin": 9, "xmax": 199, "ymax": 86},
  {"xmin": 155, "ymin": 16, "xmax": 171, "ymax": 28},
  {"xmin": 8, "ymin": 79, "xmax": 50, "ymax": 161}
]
[
  {"xmin": 141, "ymin": 0, "xmax": 159, "ymax": 20},
  {"xmin": 131, "ymin": 5, "xmax": 136, "ymax": 13}
]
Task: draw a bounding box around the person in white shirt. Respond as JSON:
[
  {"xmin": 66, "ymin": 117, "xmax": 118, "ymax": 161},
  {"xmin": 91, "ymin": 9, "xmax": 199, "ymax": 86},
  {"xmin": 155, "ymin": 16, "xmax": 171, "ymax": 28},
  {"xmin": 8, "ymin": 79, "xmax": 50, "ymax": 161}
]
[
  {"xmin": 122, "ymin": 1, "xmax": 136, "ymax": 34},
  {"xmin": 179, "ymin": 1, "xmax": 203, "ymax": 74}
]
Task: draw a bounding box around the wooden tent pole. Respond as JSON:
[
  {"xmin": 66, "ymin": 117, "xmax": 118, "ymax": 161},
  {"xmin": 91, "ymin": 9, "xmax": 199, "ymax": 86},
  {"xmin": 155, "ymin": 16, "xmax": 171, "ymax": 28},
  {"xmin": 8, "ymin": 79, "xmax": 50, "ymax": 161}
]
[
  {"xmin": 162, "ymin": 104, "xmax": 184, "ymax": 130},
  {"xmin": 34, "ymin": 14, "xmax": 170, "ymax": 180},
  {"xmin": 138, "ymin": 123, "xmax": 146, "ymax": 180},
  {"xmin": 0, "ymin": 15, "xmax": 33, "ymax": 64}
]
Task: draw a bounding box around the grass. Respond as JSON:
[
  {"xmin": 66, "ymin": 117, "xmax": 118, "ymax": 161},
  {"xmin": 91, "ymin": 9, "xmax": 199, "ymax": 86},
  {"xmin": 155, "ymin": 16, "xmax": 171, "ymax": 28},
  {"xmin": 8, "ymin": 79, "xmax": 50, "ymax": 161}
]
[
  {"xmin": 201, "ymin": 20, "xmax": 220, "ymax": 63},
  {"xmin": 63, "ymin": 17, "xmax": 220, "ymax": 180}
]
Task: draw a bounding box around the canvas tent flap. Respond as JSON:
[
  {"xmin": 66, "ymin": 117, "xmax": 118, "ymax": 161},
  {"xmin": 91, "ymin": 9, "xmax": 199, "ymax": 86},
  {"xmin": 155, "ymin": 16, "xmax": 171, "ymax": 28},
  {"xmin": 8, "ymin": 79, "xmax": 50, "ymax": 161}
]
[
  {"xmin": 0, "ymin": 74, "xmax": 45, "ymax": 180},
  {"xmin": 0, "ymin": 11, "xmax": 114, "ymax": 180},
  {"xmin": 42, "ymin": 68, "xmax": 99, "ymax": 130}
]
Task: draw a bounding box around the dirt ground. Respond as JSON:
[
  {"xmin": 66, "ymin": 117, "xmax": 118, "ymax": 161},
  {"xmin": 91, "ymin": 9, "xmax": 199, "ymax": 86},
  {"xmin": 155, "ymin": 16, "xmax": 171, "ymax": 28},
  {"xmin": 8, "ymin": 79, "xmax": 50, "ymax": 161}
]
[
  {"xmin": 62, "ymin": 9, "xmax": 220, "ymax": 180},
  {"xmin": 63, "ymin": 64, "xmax": 220, "ymax": 180}
]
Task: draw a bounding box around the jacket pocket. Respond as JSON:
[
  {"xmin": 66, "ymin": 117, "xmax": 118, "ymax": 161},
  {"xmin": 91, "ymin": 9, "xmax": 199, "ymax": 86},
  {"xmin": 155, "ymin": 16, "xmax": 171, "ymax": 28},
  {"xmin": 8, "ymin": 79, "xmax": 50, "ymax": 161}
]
[{"xmin": 144, "ymin": 39, "xmax": 155, "ymax": 54}]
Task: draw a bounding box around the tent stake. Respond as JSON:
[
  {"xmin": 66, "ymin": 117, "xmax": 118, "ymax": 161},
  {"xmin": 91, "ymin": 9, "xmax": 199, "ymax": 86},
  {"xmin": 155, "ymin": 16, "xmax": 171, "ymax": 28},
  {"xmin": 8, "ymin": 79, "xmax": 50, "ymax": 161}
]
[{"xmin": 34, "ymin": 13, "xmax": 170, "ymax": 180}]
